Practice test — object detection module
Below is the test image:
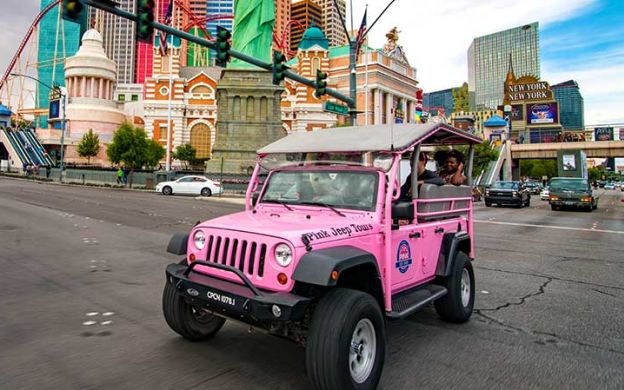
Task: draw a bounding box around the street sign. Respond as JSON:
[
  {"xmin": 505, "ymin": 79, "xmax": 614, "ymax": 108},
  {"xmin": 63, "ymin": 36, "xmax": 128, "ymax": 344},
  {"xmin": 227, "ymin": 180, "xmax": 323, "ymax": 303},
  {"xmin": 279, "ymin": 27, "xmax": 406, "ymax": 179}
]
[{"xmin": 323, "ymin": 101, "xmax": 349, "ymax": 116}]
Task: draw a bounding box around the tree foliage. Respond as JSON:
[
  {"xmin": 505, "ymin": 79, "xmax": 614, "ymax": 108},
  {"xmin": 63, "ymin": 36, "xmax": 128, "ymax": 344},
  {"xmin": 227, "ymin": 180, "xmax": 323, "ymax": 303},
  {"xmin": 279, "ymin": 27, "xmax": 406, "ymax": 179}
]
[
  {"xmin": 452, "ymin": 82, "xmax": 470, "ymax": 113},
  {"xmin": 519, "ymin": 159, "xmax": 557, "ymax": 179},
  {"xmin": 173, "ymin": 143, "xmax": 197, "ymax": 169},
  {"xmin": 77, "ymin": 129, "xmax": 100, "ymax": 164},
  {"xmin": 106, "ymin": 122, "xmax": 165, "ymax": 170}
]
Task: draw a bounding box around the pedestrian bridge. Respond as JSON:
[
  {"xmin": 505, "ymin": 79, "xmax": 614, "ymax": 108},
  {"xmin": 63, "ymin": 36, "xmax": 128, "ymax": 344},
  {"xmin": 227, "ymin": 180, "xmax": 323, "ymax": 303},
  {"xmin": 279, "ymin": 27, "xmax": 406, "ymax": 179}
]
[{"xmin": 510, "ymin": 140, "xmax": 624, "ymax": 159}]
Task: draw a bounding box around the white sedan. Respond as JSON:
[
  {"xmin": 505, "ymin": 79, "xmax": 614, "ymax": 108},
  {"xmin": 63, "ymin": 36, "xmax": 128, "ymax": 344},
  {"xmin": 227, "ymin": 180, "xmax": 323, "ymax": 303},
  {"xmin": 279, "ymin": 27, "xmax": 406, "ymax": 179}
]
[{"xmin": 155, "ymin": 175, "xmax": 223, "ymax": 196}]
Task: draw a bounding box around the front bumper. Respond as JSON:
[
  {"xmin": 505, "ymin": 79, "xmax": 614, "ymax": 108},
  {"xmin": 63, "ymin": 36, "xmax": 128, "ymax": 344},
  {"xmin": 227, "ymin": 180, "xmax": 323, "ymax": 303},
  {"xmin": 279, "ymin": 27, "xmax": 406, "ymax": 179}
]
[
  {"xmin": 549, "ymin": 200, "xmax": 592, "ymax": 207},
  {"xmin": 166, "ymin": 262, "xmax": 311, "ymax": 323},
  {"xmin": 485, "ymin": 196, "xmax": 522, "ymax": 205}
]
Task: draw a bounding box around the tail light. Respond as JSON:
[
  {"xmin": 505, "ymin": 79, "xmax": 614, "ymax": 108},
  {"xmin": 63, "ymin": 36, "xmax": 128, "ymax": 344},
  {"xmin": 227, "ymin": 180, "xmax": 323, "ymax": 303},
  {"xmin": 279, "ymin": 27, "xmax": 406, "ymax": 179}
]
[{"xmin": 213, "ymin": 182, "xmax": 221, "ymax": 187}]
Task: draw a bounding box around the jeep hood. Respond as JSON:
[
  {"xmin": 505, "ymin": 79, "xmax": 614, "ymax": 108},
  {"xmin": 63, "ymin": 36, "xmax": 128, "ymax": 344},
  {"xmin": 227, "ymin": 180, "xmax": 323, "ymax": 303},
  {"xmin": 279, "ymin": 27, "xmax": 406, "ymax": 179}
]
[{"xmin": 196, "ymin": 209, "xmax": 379, "ymax": 247}]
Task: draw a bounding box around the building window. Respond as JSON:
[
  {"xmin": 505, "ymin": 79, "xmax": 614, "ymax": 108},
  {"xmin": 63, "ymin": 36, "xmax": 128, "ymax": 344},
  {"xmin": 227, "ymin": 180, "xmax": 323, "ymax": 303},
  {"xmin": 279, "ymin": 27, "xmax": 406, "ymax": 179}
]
[
  {"xmin": 159, "ymin": 124, "xmax": 168, "ymax": 142},
  {"xmin": 312, "ymin": 57, "xmax": 320, "ymax": 75},
  {"xmin": 190, "ymin": 123, "xmax": 211, "ymax": 159},
  {"xmin": 159, "ymin": 86, "xmax": 169, "ymax": 96},
  {"xmin": 118, "ymin": 94, "xmax": 126, "ymax": 101},
  {"xmin": 131, "ymin": 94, "xmax": 139, "ymax": 101}
]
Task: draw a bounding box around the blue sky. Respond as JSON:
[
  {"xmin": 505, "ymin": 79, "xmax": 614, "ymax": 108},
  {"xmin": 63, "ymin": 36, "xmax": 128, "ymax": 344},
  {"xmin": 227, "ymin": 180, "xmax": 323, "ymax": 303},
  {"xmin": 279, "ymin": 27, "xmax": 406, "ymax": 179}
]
[{"xmin": 1, "ymin": 0, "xmax": 622, "ymax": 126}]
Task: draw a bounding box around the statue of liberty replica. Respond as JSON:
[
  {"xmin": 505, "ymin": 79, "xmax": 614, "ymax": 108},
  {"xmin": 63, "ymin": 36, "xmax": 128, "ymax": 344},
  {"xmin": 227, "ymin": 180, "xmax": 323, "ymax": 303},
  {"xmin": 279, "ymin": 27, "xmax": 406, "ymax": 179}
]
[{"xmin": 207, "ymin": 0, "xmax": 286, "ymax": 175}]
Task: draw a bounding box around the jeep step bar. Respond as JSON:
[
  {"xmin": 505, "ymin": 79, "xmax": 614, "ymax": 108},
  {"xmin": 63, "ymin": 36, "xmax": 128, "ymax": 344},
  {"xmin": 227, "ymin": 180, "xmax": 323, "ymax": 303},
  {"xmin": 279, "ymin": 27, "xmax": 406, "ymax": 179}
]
[{"xmin": 387, "ymin": 284, "xmax": 447, "ymax": 319}]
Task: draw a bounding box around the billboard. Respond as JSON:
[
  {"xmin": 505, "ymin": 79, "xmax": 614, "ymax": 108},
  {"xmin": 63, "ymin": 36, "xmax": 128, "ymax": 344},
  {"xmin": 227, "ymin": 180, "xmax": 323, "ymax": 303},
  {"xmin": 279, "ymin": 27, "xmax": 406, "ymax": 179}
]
[
  {"xmin": 562, "ymin": 154, "xmax": 577, "ymax": 171},
  {"xmin": 619, "ymin": 128, "xmax": 624, "ymax": 140},
  {"xmin": 49, "ymin": 99, "xmax": 60, "ymax": 119},
  {"xmin": 526, "ymin": 103, "xmax": 558, "ymax": 125},
  {"xmin": 497, "ymin": 104, "xmax": 524, "ymax": 120},
  {"xmin": 594, "ymin": 127, "xmax": 613, "ymax": 141}
]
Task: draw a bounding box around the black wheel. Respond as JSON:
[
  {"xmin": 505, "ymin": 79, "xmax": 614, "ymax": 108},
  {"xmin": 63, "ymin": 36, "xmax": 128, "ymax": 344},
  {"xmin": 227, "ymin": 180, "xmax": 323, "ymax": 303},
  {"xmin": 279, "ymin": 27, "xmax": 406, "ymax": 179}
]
[
  {"xmin": 525, "ymin": 197, "xmax": 531, "ymax": 207},
  {"xmin": 434, "ymin": 251, "xmax": 475, "ymax": 323},
  {"xmin": 485, "ymin": 201, "xmax": 491, "ymax": 207},
  {"xmin": 306, "ymin": 288, "xmax": 385, "ymax": 390},
  {"xmin": 200, "ymin": 187, "xmax": 212, "ymax": 197},
  {"xmin": 162, "ymin": 280, "xmax": 225, "ymax": 341},
  {"xmin": 162, "ymin": 186, "xmax": 172, "ymax": 195},
  {"xmin": 592, "ymin": 203, "xmax": 598, "ymax": 210},
  {"xmin": 551, "ymin": 204, "xmax": 558, "ymax": 211}
]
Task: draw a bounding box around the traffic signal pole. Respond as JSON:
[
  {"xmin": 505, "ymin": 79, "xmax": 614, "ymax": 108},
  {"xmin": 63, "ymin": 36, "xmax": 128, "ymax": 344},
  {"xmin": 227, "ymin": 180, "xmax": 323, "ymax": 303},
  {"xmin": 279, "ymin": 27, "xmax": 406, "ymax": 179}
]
[{"xmin": 81, "ymin": 0, "xmax": 355, "ymax": 108}]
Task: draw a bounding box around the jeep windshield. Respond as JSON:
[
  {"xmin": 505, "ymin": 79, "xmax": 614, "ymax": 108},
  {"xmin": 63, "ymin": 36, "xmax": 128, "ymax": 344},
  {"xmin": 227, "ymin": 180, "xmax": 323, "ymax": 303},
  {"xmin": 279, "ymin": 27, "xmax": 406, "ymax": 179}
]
[
  {"xmin": 491, "ymin": 181, "xmax": 519, "ymax": 190},
  {"xmin": 261, "ymin": 170, "xmax": 379, "ymax": 212},
  {"xmin": 549, "ymin": 179, "xmax": 589, "ymax": 192}
]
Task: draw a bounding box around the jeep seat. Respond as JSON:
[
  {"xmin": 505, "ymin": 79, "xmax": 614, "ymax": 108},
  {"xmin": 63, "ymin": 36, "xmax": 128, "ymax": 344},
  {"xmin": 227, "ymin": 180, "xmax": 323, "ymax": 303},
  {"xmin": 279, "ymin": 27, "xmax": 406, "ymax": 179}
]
[{"xmin": 417, "ymin": 184, "xmax": 471, "ymax": 221}]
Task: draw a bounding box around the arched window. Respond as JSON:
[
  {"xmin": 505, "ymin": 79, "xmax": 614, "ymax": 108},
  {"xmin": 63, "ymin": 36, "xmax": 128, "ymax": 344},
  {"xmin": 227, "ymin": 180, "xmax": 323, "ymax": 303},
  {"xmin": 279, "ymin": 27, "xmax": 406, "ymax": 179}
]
[
  {"xmin": 191, "ymin": 85, "xmax": 212, "ymax": 98},
  {"xmin": 312, "ymin": 57, "xmax": 321, "ymax": 75},
  {"xmin": 190, "ymin": 123, "xmax": 211, "ymax": 159}
]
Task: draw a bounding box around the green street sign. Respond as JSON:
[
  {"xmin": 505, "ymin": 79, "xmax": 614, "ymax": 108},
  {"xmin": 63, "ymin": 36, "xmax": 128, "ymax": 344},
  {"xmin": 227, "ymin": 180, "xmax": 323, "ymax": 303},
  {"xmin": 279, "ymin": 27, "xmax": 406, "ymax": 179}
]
[{"xmin": 323, "ymin": 101, "xmax": 349, "ymax": 116}]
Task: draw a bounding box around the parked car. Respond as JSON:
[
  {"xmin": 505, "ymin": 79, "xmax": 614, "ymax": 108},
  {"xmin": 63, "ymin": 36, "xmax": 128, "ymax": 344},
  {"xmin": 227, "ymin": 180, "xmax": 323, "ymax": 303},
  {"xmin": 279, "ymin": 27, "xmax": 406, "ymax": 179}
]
[
  {"xmin": 540, "ymin": 187, "xmax": 550, "ymax": 200},
  {"xmin": 161, "ymin": 123, "xmax": 481, "ymax": 389},
  {"xmin": 604, "ymin": 183, "xmax": 616, "ymax": 190},
  {"xmin": 549, "ymin": 177, "xmax": 597, "ymax": 211},
  {"xmin": 155, "ymin": 175, "xmax": 223, "ymax": 196},
  {"xmin": 523, "ymin": 181, "xmax": 542, "ymax": 194},
  {"xmin": 484, "ymin": 181, "xmax": 531, "ymax": 208}
]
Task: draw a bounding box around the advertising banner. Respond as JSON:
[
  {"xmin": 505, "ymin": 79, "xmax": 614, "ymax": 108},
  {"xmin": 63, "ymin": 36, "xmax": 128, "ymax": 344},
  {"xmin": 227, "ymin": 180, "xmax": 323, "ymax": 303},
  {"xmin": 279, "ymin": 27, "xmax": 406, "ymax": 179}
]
[
  {"xmin": 594, "ymin": 127, "xmax": 613, "ymax": 141},
  {"xmin": 526, "ymin": 103, "xmax": 558, "ymax": 125},
  {"xmin": 562, "ymin": 154, "xmax": 577, "ymax": 171},
  {"xmin": 498, "ymin": 104, "xmax": 524, "ymax": 120},
  {"xmin": 618, "ymin": 128, "xmax": 624, "ymax": 141}
]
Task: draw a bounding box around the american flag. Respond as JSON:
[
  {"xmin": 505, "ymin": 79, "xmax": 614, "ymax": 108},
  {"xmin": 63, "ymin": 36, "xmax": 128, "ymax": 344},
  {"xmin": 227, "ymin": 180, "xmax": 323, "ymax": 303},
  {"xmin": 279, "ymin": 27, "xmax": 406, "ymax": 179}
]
[
  {"xmin": 354, "ymin": 8, "xmax": 367, "ymax": 59},
  {"xmin": 159, "ymin": 1, "xmax": 173, "ymax": 57}
]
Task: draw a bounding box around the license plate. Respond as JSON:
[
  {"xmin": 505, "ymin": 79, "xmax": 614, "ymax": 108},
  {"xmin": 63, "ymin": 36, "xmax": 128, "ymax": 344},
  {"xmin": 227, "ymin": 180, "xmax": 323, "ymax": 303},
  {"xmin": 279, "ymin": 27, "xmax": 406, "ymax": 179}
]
[{"xmin": 564, "ymin": 201, "xmax": 574, "ymax": 205}]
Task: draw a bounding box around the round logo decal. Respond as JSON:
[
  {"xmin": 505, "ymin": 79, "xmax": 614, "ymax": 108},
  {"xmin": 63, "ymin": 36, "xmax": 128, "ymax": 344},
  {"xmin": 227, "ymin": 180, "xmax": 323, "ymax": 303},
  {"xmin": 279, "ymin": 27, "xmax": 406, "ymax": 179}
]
[{"xmin": 395, "ymin": 240, "xmax": 413, "ymax": 274}]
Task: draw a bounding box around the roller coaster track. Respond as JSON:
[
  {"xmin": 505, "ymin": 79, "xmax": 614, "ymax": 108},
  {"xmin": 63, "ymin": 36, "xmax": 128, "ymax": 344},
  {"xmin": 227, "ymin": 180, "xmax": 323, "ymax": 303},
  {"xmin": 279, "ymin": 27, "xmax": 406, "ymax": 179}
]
[{"xmin": 0, "ymin": 0, "xmax": 60, "ymax": 93}]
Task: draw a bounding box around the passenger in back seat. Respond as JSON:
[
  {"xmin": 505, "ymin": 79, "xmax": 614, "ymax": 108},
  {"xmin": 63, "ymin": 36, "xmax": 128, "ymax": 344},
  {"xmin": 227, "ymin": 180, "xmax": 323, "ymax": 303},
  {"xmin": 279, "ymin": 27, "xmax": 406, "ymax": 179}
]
[
  {"xmin": 399, "ymin": 152, "xmax": 444, "ymax": 201},
  {"xmin": 440, "ymin": 150, "xmax": 467, "ymax": 186}
]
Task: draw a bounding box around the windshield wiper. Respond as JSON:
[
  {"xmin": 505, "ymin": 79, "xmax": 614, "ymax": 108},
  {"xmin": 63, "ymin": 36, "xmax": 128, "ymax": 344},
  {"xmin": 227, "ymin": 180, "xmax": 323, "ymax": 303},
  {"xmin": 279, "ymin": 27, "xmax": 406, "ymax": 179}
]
[
  {"xmin": 264, "ymin": 199, "xmax": 294, "ymax": 211},
  {"xmin": 299, "ymin": 201, "xmax": 346, "ymax": 217}
]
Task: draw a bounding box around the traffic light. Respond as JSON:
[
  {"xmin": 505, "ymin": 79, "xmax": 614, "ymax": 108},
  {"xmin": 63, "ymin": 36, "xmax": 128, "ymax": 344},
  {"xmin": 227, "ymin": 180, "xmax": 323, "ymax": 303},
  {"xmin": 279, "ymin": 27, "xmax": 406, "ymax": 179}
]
[
  {"xmin": 314, "ymin": 70, "xmax": 328, "ymax": 98},
  {"xmin": 215, "ymin": 26, "xmax": 232, "ymax": 67},
  {"xmin": 136, "ymin": 0, "xmax": 155, "ymax": 44},
  {"xmin": 272, "ymin": 51, "xmax": 288, "ymax": 85},
  {"xmin": 62, "ymin": 0, "xmax": 84, "ymax": 23}
]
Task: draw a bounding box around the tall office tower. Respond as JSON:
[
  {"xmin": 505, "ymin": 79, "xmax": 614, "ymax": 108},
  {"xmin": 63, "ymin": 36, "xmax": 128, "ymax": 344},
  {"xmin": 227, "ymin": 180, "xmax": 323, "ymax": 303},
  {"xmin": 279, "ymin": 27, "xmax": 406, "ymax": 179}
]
[
  {"xmin": 37, "ymin": 0, "xmax": 83, "ymax": 128},
  {"xmin": 206, "ymin": 0, "xmax": 234, "ymax": 39},
  {"xmin": 274, "ymin": 0, "xmax": 292, "ymax": 52},
  {"xmin": 315, "ymin": 0, "xmax": 347, "ymax": 47},
  {"xmin": 96, "ymin": 0, "xmax": 137, "ymax": 84},
  {"xmin": 552, "ymin": 80, "xmax": 585, "ymax": 130},
  {"xmin": 468, "ymin": 23, "xmax": 540, "ymax": 110},
  {"xmin": 424, "ymin": 88, "xmax": 456, "ymax": 117},
  {"xmin": 290, "ymin": 0, "xmax": 323, "ymax": 53},
  {"xmin": 190, "ymin": 0, "xmax": 207, "ymax": 19}
]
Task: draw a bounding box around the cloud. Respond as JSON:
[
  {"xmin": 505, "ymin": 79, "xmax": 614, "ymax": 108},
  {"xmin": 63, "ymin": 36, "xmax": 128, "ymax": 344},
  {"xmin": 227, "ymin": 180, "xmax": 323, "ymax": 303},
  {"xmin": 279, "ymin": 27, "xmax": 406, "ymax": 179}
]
[{"xmin": 0, "ymin": 0, "xmax": 40, "ymax": 73}]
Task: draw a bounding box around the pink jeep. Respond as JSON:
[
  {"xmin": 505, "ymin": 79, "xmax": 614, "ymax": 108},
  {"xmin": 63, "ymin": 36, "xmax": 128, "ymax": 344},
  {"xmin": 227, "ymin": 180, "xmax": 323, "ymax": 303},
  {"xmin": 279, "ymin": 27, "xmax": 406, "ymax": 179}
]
[{"xmin": 163, "ymin": 123, "xmax": 482, "ymax": 390}]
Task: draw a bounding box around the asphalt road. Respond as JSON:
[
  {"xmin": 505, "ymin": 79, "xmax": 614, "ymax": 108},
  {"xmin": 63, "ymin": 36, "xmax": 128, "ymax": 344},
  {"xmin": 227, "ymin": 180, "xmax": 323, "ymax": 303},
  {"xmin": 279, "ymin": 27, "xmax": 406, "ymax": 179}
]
[{"xmin": 1, "ymin": 177, "xmax": 623, "ymax": 389}]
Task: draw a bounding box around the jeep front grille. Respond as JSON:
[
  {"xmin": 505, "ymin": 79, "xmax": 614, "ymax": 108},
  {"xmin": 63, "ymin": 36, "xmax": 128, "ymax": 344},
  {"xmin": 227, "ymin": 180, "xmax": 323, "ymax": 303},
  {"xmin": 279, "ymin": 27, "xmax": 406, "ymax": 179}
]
[{"xmin": 205, "ymin": 235, "xmax": 267, "ymax": 277}]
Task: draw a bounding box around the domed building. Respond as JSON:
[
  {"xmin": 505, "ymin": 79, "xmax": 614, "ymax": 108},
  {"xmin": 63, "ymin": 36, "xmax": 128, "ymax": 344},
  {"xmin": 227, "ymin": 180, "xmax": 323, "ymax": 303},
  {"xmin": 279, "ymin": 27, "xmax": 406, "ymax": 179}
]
[{"xmin": 63, "ymin": 29, "xmax": 126, "ymax": 163}]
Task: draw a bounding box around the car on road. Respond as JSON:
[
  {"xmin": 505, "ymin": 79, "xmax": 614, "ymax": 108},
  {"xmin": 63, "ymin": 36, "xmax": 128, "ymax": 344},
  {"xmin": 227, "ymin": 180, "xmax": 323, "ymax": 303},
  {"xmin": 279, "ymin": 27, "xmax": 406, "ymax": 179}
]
[
  {"xmin": 604, "ymin": 183, "xmax": 616, "ymax": 190},
  {"xmin": 540, "ymin": 186, "xmax": 550, "ymax": 200},
  {"xmin": 155, "ymin": 175, "xmax": 222, "ymax": 196},
  {"xmin": 161, "ymin": 123, "xmax": 481, "ymax": 390},
  {"xmin": 523, "ymin": 181, "xmax": 542, "ymax": 194},
  {"xmin": 484, "ymin": 181, "xmax": 531, "ymax": 208},
  {"xmin": 548, "ymin": 177, "xmax": 597, "ymax": 211}
]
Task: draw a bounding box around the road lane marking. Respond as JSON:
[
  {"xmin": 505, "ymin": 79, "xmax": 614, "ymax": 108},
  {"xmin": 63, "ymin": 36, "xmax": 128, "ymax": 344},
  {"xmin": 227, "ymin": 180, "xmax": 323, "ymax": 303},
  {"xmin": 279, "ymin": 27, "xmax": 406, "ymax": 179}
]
[{"xmin": 475, "ymin": 220, "xmax": 624, "ymax": 235}]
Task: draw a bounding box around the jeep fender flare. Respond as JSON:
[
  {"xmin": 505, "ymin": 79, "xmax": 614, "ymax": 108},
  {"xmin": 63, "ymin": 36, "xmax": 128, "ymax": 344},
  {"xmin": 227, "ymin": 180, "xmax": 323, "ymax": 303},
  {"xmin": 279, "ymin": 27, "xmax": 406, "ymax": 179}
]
[
  {"xmin": 167, "ymin": 233, "xmax": 189, "ymax": 255},
  {"xmin": 436, "ymin": 231, "xmax": 471, "ymax": 277},
  {"xmin": 292, "ymin": 246, "xmax": 380, "ymax": 287}
]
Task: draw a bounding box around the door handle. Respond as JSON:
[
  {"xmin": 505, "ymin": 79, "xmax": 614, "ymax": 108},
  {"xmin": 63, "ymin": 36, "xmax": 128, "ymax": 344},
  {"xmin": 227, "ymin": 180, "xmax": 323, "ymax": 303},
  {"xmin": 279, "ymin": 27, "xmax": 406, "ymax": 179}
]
[
  {"xmin": 434, "ymin": 227, "xmax": 444, "ymax": 234},
  {"xmin": 409, "ymin": 231, "xmax": 421, "ymax": 239}
]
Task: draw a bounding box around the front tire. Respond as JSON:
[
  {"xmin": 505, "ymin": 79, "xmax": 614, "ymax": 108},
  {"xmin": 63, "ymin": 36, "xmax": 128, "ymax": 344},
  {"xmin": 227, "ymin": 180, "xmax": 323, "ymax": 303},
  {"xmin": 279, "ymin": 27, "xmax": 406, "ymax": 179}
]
[
  {"xmin": 306, "ymin": 289, "xmax": 385, "ymax": 390},
  {"xmin": 485, "ymin": 201, "xmax": 492, "ymax": 207},
  {"xmin": 162, "ymin": 186, "xmax": 172, "ymax": 195},
  {"xmin": 162, "ymin": 281, "xmax": 225, "ymax": 341},
  {"xmin": 434, "ymin": 251, "xmax": 475, "ymax": 323}
]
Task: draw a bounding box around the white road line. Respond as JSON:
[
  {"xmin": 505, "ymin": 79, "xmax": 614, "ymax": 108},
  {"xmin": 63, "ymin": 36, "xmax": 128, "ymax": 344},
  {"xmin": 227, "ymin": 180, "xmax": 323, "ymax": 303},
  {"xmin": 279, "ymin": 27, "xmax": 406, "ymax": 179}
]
[{"xmin": 475, "ymin": 220, "xmax": 624, "ymax": 235}]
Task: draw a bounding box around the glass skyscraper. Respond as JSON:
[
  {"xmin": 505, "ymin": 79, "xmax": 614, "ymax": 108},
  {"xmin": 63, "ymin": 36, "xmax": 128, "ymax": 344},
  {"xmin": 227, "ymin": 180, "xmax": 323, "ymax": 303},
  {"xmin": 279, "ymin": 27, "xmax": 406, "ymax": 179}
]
[
  {"xmin": 552, "ymin": 80, "xmax": 584, "ymax": 130},
  {"xmin": 468, "ymin": 23, "xmax": 540, "ymax": 110},
  {"xmin": 424, "ymin": 88, "xmax": 456, "ymax": 116},
  {"xmin": 37, "ymin": 0, "xmax": 84, "ymax": 128}
]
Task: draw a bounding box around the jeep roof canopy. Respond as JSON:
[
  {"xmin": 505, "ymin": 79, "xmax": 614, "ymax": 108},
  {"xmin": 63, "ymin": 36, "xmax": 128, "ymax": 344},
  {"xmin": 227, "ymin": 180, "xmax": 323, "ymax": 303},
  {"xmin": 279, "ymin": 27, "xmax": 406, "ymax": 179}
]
[{"xmin": 257, "ymin": 123, "xmax": 482, "ymax": 154}]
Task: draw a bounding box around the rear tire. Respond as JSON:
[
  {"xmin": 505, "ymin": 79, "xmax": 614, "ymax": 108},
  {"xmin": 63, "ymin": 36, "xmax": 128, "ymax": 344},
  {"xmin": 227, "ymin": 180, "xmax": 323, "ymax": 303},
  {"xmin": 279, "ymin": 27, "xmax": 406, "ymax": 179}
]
[
  {"xmin": 162, "ymin": 186, "xmax": 172, "ymax": 195},
  {"xmin": 200, "ymin": 187, "xmax": 212, "ymax": 197},
  {"xmin": 551, "ymin": 205, "xmax": 558, "ymax": 211},
  {"xmin": 306, "ymin": 288, "xmax": 385, "ymax": 390},
  {"xmin": 485, "ymin": 201, "xmax": 491, "ymax": 207},
  {"xmin": 162, "ymin": 281, "xmax": 225, "ymax": 341},
  {"xmin": 434, "ymin": 251, "xmax": 475, "ymax": 323}
]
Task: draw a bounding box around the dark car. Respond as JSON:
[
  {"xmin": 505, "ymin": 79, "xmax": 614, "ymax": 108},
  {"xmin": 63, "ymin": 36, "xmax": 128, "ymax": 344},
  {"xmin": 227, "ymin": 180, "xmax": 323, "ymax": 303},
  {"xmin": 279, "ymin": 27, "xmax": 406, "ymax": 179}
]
[
  {"xmin": 484, "ymin": 181, "xmax": 531, "ymax": 208},
  {"xmin": 548, "ymin": 177, "xmax": 597, "ymax": 212},
  {"xmin": 523, "ymin": 181, "xmax": 542, "ymax": 194}
]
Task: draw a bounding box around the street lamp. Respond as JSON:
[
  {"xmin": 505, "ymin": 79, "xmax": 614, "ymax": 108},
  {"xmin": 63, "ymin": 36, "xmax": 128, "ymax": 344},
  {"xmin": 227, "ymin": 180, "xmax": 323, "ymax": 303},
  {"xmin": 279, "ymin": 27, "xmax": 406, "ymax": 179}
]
[
  {"xmin": 10, "ymin": 73, "xmax": 66, "ymax": 182},
  {"xmin": 504, "ymin": 104, "xmax": 512, "ymax": 142}
]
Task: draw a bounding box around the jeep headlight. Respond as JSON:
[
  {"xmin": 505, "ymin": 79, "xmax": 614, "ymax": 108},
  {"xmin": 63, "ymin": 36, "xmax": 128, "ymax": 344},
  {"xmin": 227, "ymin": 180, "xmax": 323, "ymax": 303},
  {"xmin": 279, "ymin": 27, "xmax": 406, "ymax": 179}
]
[
  {"xmin": 485, "ymin": 189, "xmax": 490, "ymax": 196},
  {"xmin": 193, "ymin": 230, "xmax": 206, "ymax": 250},
  {"xmin": 274, "ymin": 243, "xmax": 292, "ymax": 267},
  {"xmin": 512, "ymin": 191, "xmax": 518, "ymax": 197}
]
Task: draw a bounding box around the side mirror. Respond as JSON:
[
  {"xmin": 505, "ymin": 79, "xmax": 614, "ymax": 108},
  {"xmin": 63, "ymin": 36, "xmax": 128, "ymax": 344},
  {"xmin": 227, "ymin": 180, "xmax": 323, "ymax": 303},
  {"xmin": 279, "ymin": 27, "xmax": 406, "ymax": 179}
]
[{"xmin": 391, "ymin": 201, "xmax": 414, "ymax": 220}]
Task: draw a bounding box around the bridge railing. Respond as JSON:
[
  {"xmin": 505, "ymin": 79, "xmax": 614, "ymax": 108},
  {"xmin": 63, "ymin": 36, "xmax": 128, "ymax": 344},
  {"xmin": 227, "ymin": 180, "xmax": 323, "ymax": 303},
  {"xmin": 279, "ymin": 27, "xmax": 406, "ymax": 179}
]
[{"xmin": 510, "ymin": 129, "xmax": 594, "ymax": 144}]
